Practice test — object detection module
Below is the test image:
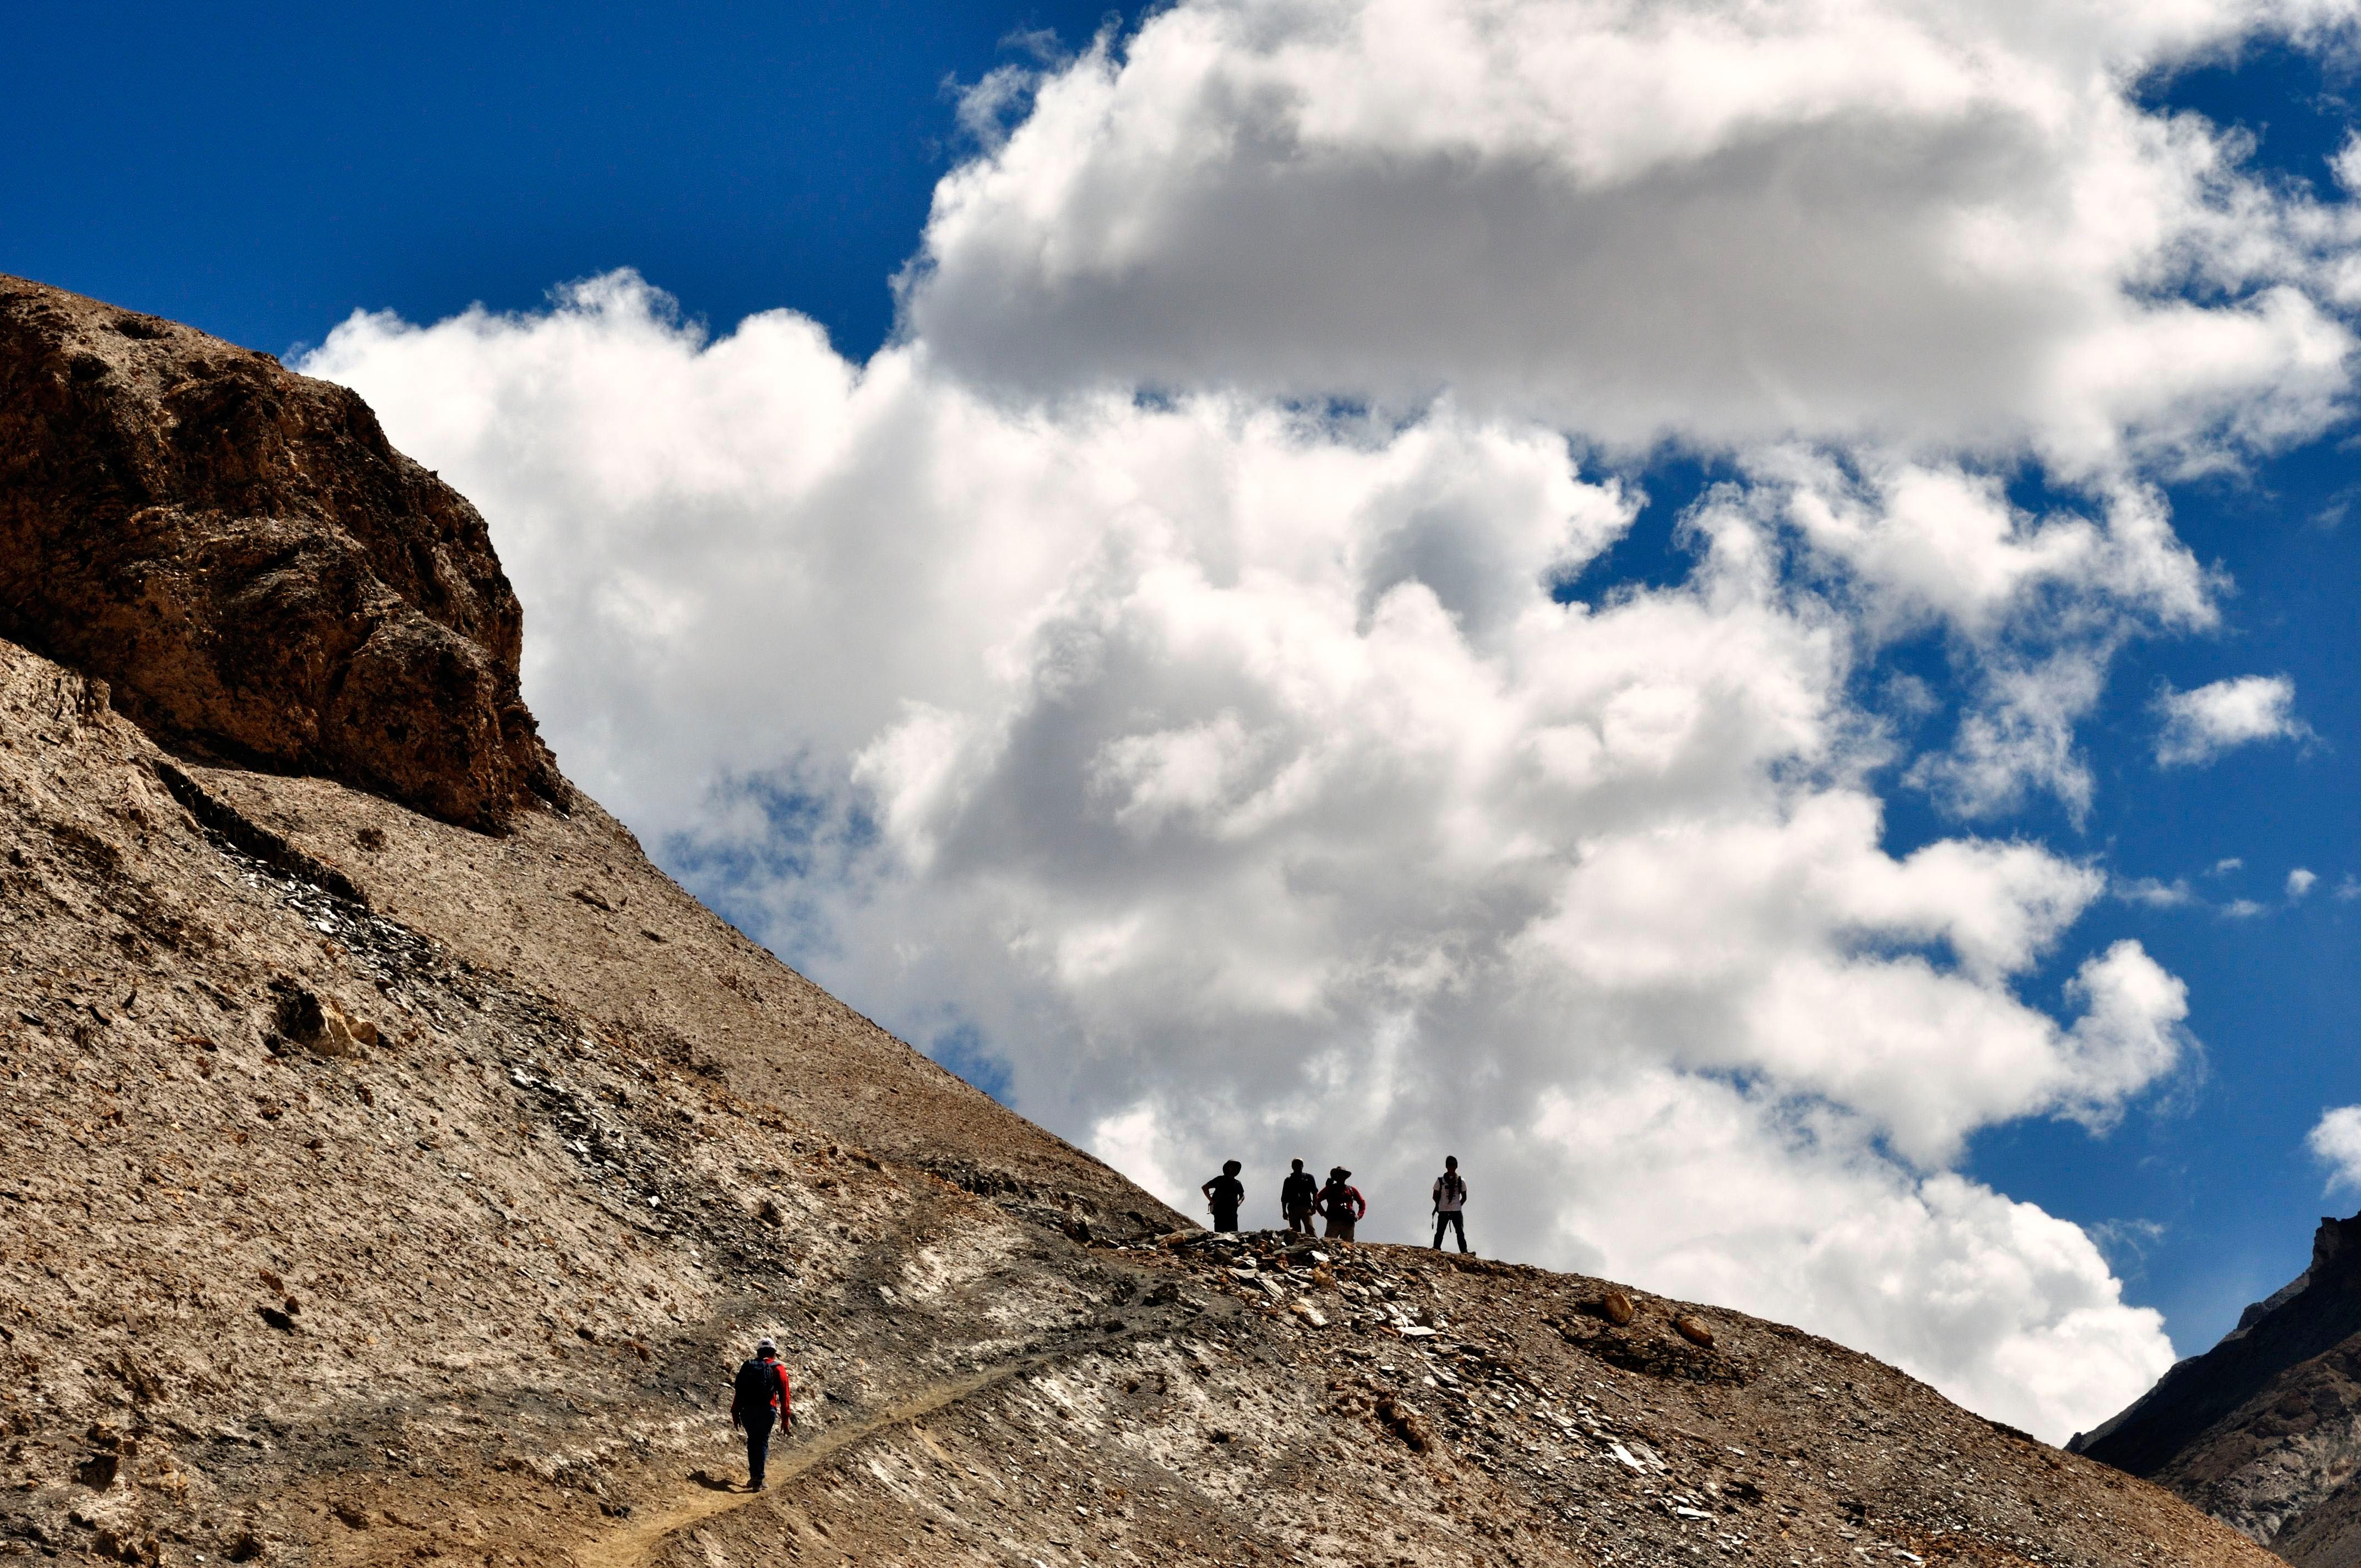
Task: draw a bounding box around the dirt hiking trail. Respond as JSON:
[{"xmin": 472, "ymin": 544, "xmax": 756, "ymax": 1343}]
[{"xmin": 572, "ymin": 1359, "xmax": 1034, "ymax": 1568}]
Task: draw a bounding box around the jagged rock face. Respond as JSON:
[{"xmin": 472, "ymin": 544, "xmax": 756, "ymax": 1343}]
[
  {"xmin": 2074, "ymin": 1214, "xmax": 2361, "ymax": 1563},
  {"xmin": 0, "ymin": 275, "xmax": 556, "ymax": 829}
]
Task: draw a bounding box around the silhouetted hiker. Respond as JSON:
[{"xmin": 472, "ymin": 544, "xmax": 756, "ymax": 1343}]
[
  {"xmin": 1281, "ymin": 1158, "xmax": 1318, "ymax": 1235},
  {"xmin": 1318, "ymin": 1167, "xmax": 1365, "ymax": 1242},
  {"xmin": 1431, "ymin": 1155, "xmax": 1469, "ymax": 1253},
  {"xmin": 730, "ymin": 1337, "xmax": 792, "ymax": 1490},
  {"xmin": 1202, "ymin": 1160, "xmax": 1245, "ymax": 1232}
]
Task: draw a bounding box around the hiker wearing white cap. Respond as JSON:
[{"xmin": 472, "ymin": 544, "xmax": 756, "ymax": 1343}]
[{"xmin": 728, "ymin": 1338, "xmax": 792, "ymax": 1489}]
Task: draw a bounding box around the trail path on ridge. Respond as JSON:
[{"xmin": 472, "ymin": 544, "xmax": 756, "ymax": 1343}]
[
  {"xmin": 572, "ymin": 1298, "xmax": 1226, "ymax": 1568},
  {"xmin": 573, "ymin": 1362, "xmax": 1018, "ymax": 1568}
]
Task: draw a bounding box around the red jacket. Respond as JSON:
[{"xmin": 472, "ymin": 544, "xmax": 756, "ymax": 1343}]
[{"xmin": 1319, "ymin": 1183, "xmax": 1366, "ymax": 1219}]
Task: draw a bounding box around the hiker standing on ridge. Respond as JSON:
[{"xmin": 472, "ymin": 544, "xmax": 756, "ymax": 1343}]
[
  {"xmin": 1431, "ymin": 1155, "xmax": 1470, "ymax": 1254},
  {"xmin": 1318, "ymin": 1167, "xmax": 1365, "ymax": 1243},
  {"xmin": 1202, "ymin": 1160, "xmax": 1245, "ymax": 1233},
  {"xmin": 1281, "ymin": 1158, "xmax": 1318, "ymax": 1235},
  {"xmin": 729, "ymin": 1337, "xmax": 793, "ymax": 1490}
]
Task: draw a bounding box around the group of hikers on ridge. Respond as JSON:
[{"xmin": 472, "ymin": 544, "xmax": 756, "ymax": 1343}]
[{"xmin": 1201, "ymin": 1155, "xmax": 1472, "ymax": 1253}]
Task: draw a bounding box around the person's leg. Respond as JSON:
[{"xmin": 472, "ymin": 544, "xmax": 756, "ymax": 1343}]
[
  {"xmin": 745, "ymin": 1416, "xmax": 773, "ymax": 1489},
  {"xmin": 1214, "ymin": 1208, "xmax": 1238, "ymax": 1234},
  {"xmin": 1446, "ymin": 1211, "xmax": 1468, "ymax": 1253},
  {"xmin": 1335, "ymin": 1218, "xmax": 1355, "ymax": 1243},
  {"xmin": 1430, "ymin": 1212, "xmax": 1444, "ymax": 1249}
]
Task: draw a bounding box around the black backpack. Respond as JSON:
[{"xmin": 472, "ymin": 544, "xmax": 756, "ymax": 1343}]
[{"xmin": 733, "ymin": 1358, "xmax": 784, "ymax": 1422}]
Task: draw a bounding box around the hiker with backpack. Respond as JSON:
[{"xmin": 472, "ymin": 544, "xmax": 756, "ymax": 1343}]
[
  {"xmin": 1431, "ymin": 1155, "xmax": 1469, "ymax": 1254},
  {"xmin": 1317, "ymin": 1167, "xmax": 1365, "ymax": 1242},
  {"xmin": 1280, "ymin": 1158, "xmax": 1318, "ymax": 1235},
  {"xmin": 729, "ymin": 1337, "xmax": 793, "ymax": 1490},
  {"xmin": 1201, "ymin": 1159, "xmax": 1245, "ymax": 1233}
]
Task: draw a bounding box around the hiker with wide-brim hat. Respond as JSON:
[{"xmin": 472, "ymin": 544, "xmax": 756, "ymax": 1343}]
[
  {"xmin": 1317, "ymin": 1166, "xmax": 1365, "ymax": 1242},
  {"xmin": 1201, "ymin": 1159, "xmax": 1245, "ymax": 1233}
]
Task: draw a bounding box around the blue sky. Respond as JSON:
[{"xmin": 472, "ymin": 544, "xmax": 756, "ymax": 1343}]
[
  {"xmin": 12, "ymin": 0, "xmax": 2361, "ymax": 1433},
  {"xmin": 4, "ymin": 0, "xmax": 1105, "ymax": 362}
]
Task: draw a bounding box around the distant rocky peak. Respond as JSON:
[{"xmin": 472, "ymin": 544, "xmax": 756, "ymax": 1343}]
[
  {"xmin": 2074, "ymin": 1207, "xmax": 2361, "ymax": 1562},
  {"xmin": 2231, "ymin": 1213, "xmax": 2361, "ymax": 1338},
  {"xmin": 0, "ymin": 274, "xmax": 562, "ymax": 829},
  {"xmin": 2313, "ymin": 1212, "xmax": 2361, "ymax": 1273}
]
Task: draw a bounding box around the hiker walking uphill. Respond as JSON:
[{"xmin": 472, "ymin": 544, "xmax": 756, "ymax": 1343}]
[
  {"xmin": 1280, "ymin": 1158, "xmax": 1318, "ymax": 1235},
  {"xmin": 1317, "ymin": 1167, "xmax": 1365, "ymax": 1242},
  {"xmin": 728, "ymin": 1338, "xmax": 792, "ymax": 1490},
  {"xmin": 1431, "ymin": 1155, "xmax": 1470, "ymax": 1254},
  {"xmin": 1201, "ymin": 1160, "xmax": 1245, "ymax": 1233}
]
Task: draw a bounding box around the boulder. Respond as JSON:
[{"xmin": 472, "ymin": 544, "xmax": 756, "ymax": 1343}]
[{"xmin": 0, "ymin": 275, "xmax": 559, "ymax": 829}]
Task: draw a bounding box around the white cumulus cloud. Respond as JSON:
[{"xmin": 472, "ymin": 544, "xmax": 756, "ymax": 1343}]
[
  {"xmin": 2155, "ymin": 673, "xmax": 2313, "ymax": 765},
  {"xmin": 2310, "ymin": 1106, "xmax": 2361, "ymax": 1191},
  {"xmin": 909, "ymin": 0, "xmax": 2360, "ymax": 467}
]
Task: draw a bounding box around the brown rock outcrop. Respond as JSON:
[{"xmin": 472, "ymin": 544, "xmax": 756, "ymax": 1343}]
[{"xmin": 0, "ymin": 274, "xmax": 557, "ymax": 829}]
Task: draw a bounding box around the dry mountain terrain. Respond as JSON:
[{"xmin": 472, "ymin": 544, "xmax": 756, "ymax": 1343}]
[{"xmin": 0, "ymin": 274, "xmax": 2282, "ymax": 1568}]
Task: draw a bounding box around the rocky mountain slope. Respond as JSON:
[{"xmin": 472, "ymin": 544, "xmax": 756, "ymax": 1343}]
[
  {"xmin": 0, "ymin": 273, "xmax": 2280, "ymax": 1568},
  {"xmin": 2073, "ymin": 1214, "xmax": 2361, "ymax": 1566}
]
